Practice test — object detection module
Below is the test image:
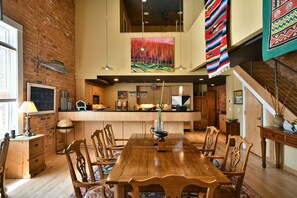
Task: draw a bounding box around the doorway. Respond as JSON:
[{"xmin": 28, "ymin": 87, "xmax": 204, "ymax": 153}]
[
  {"xmin": 245, "ymin": 88, "xmax": 262, "ymax": 156},
  {"xmin": 207, "ymin": 91, "xmax": 216, "ymax": 126}
]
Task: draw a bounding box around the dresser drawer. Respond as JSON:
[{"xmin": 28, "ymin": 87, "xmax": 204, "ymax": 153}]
[
  {"xmin": 265, "ymin": 131, "xmax": 285, "ymax": 142},
  {"xmin": 286, "ymin": 136, "xmax": 297, "ymax": 147},
  {"xmin": 29, "ymin": 154, "xmax": 45, "ymax": 172},
  {"xmin": 29, "ymin": 137, "xmax": 44, "ymax": 157}
]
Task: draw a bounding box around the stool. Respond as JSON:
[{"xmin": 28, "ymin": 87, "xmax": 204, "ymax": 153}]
[{"xmin": 56, "ymin": 121, "xmax": 75, "ymax": 155}]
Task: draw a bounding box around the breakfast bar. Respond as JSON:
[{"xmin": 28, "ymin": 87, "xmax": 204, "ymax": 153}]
[{"xmin": 58, "ymin": 110, "xmax": 201, "ymax": 145}]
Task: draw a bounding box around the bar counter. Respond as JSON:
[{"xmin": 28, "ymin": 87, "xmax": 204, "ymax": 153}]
[{"xmin": 58, "ymin": 110, "xmax": 201, "ymax": 145}]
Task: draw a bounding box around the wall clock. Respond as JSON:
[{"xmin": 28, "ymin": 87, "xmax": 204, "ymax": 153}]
[{"xmin": 151, "ymin": 83, "xmax": 157, "ymax": 90}]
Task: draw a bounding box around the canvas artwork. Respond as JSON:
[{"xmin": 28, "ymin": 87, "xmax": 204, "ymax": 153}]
[
  {"xmin": 131, "ymin": 37, "xmax": 175, "ymax": 73},
  {"xmin": 262, "ymin": 0, "xmax": 297, "ymax": 61}
]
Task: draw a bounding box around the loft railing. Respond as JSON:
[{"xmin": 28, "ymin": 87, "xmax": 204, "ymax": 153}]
[{"xmin": 240, "ymin": 58, "xmax": 297, "ymax": 116}]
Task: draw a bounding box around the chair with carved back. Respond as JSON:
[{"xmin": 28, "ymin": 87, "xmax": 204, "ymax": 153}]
[
  {"xmin": 91, "ymin": 129, "xmax": 116, "ymax": 179},
  {"xmin": 207, "ymin": 135, "xmax": 253, "ymax": 198},
  {"xmin": 128, "ymin": 175, "xmax": 219, "ymax": 198},
  {"xmin": 0, "ymin": 133, "xmax": 10, "ymax": 198},
  {"xmin": 193, "ymin": 126, "xmax": 220, "ymax": 157},
  {"xmin": 64, "ymin": 139, "xmax": 113, "ymax": 198},
  {"xmin": 103, "ymin": 124, "xmax": 128, "ymax": 158}
]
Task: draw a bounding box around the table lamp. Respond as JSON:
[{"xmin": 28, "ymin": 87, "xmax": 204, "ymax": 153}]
[{"xmin": 19, "ymin": 101, "xmax": 38, "ymax": 136}]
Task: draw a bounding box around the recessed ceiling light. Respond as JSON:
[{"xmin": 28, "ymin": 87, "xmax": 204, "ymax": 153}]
[
  {"xmin": 199, "ymin": 78, "xmax": 204, "ymax": 81},
  {"xmin": 143, "ymin": 12, "xmax": 149, "ymax": 15},
  {"xmin": 114, "ymin": 78, "xmax": 119, "ymax": 82}
]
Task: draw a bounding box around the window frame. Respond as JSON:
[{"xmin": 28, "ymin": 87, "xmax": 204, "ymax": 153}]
[{"xmin": 0, "ymin": 16, "xmax": 24, "ymax": 136}]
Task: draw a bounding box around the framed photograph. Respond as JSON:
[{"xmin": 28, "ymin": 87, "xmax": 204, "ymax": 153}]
[
  {"xmin": 118, "ymin": 91, "xmax": 128, "ymax": 99},
  {"xmin": 234, "ymin": 90, "xmax": 243, "ymax": 104}
]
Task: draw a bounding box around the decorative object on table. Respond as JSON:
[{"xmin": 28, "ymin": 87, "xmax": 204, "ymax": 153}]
[
  {"xmin": 262, "ymin": 0, "xmax": 297, "ymax": 61},
  {"xmin": 205, "ymin": 0, "xmax": 230, "ymax": 78},
  {"xmin": 283, "ymin": 120, "xmax": 297, "ymax": 133},
  {"xmin": 234, "ymin": 90, "xmax": 243, "ymax": 104},
  {"xmin": 76, "ymin": 100, "xmax": 86, "ymax": 111},
  {"xmin": 60, "ymin": 90, "xmax": 68, "ymax": 111},
  {"xmin": 131, "ymin": 37, "xmax": 175, "ymax": 73},
  {"xmin": 27, "ymin": 82, "xmax": 56, "ymax": 114},
  {"xmin": 18, "ymin": 101, "xmax": 38, "ymax": 136},
  {"xmin": 266, "ymin": 85, "xmax": 293, "ymax": 128},
  {"xmin": 56, "ymin": 119, "xmax": 74, "ymax": 154}
]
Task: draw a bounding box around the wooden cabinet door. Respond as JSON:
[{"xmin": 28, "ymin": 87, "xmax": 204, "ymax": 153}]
[{"xmin": 194, "ymin": 96, "xmax": 208, "ymax": 130}]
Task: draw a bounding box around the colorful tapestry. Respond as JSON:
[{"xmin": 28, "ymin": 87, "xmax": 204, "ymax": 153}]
[
  {"xmin": 205, "ymin": 0, "xmax": 230, "ymax": 78},
  {"xmin": 262, "ymin": 0, "xmax": 297, "ymax": 61}
]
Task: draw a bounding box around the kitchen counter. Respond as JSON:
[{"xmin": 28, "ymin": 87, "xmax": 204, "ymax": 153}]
[{"xmin": 58, "ymin": 111, "xmax": 201, "ymax": 145}]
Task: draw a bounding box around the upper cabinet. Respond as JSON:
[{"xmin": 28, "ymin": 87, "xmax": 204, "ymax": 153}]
[
  {"xmin": 137, "ymin": 86, "xmax": 171, "ymax": 105},
  {"xmin": 171, "ymin": 85, "xmax": 190, "ymax": 96}
]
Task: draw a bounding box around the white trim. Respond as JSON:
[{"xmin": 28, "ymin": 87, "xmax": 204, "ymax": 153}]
[{"xmin": 3, "ymin": 16, "xmax": 24, "ymax": 134}]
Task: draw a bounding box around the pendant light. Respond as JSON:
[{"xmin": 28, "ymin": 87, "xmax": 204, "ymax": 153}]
[
  {"xmin": 175, "ymin": 0, "xmax": 187, "ymax": 70},
  {"xmin": 101, "ymin": 0, "xmax": 113, "ymax": 70},
  {"xmin": 139, "ymin": 0, "xmax": 146, "ymax": 52}
]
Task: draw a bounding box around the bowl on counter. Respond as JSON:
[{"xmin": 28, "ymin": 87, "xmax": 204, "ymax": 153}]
[
  {"xmin": 227, "ymin": 118, "xmax": 238, "ymax": 122},
  {"xmin": 92, "ymin": 104, "xmax": 106, "ymax": 111}
]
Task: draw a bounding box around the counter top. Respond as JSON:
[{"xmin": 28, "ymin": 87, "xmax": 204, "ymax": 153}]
[
  {"xmin": 58, "ymin": 110, "xmax": 201, "ymax": 122},
  {"xmin": 59, "ymin": 110, "xmax": 197, "ymax": 112}
]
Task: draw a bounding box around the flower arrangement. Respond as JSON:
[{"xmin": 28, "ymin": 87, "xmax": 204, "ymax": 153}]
[
  {"xmin": 156, "ymin": 81, "xmax": 165, "ymax": 131},
  {"xmin": 266, "ymin": 85, "xmax": 293, "ymax": 116}
]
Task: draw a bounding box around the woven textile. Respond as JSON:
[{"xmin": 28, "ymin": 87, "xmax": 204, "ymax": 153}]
[
  {"xmin": 262, "ymin": 0, "xmax": 297, "ymax": 61},
  {"xmin": 205, "ymin": 0, "xmax": 230, "ymax": 78}
]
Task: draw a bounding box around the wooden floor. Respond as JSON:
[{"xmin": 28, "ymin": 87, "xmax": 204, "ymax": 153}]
[{"xmin": 5, "ymin": 132, "xmax": 297, "ymax": 198}]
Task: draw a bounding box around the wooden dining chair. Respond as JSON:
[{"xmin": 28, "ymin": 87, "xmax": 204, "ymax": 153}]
[
  {"xmin": 193, "ymin": 126, "xmax": 220, "ymax": 157},
  {"xmin": 128, "ymin": 175, "xmax": 219, "ymax": 198},
  {"xmin": 91, "ymin": 129, "xmax": 116, "ymax": 179},
  {"xmin": 64, "ymin": 139, "xmax": 113, "ymax": 198},
  {"xmin": 0, "ymin": 133, "xmax": 10, "ymax": 198},
  {"xmin": 207, "ymin": 135, "xmax": 253, "ymax": 198},
  {"xmin": 103, "ymin": 124, "xmax": 128, "ymax": 158}
]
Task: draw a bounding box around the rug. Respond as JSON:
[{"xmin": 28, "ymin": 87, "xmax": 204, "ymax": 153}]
[
  {"xmin": 205, "ymin": 0, "xmax": 230, "ymax": 78},
  {"xmin": 262, "ymin": 0, "xmax": 297, "ymax": 61}
]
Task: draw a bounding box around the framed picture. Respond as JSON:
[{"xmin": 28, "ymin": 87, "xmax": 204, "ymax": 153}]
[
  {"xmin": 234, "ymin": 90, "xmax": 243, "ymax": 104},
  {"xmin": 118, "ymin": 91, "xmax": 128, "ymax": 99},
  {"xmin": 131, "ymin": 37, "xmax": 175, "ymax": 73}
]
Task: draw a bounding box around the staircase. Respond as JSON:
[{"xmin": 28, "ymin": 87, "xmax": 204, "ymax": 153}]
[{"xmin": 239, "ymin": 59, "xmax": 297, "ymax": 117}]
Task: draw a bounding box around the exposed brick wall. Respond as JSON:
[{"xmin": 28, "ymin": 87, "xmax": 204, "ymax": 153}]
[{"xmin": 3, "ymin": 0, "xmax": 75, "ymax": 153}]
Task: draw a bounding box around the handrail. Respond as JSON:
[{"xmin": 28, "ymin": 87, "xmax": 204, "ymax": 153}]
[{"xmin": 273, "ymin": 58, "xmax": 297, "ymax": 74}]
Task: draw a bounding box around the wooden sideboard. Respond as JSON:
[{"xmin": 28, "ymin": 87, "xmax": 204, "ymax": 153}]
[
  {"xmin": 259, "ymin": 126, "xmax": 297, "ymax": 168},
  {"xmin": 6, "ymin": 134, "xmax": 47, "ymax": 178},
  {"xmin": 226, "ymin": 121, "xmax": 240, "ymax": 145}
]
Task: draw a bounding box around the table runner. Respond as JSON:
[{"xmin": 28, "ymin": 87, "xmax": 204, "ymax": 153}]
[
  {"xmin": 205, "ymin": 0, "xmax": 230, "ymax": 78},
  {"xmin": 262, "ymin": 0, "xmax": 297, "ymax": 61}
]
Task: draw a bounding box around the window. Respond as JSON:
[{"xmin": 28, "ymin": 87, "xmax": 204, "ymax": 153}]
[{"xmin": 0, "ymin": 17, "xmax": 23, "ymax": 136}]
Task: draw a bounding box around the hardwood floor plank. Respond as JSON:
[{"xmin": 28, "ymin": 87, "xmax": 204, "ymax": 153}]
[{"xmin": 5, "ymin": 132, "xmax": 297, "ymax": 198}]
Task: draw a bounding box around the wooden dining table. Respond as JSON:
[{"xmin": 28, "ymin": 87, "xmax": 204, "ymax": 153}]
[{"xmin": 106, "ymin": 133, "xmax": 231, "ymax": 197}]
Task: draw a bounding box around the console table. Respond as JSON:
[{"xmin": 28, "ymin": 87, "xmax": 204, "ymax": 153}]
[{"xmin": 259, "ymin": 126, "xmax": 297, "ymax": 168}]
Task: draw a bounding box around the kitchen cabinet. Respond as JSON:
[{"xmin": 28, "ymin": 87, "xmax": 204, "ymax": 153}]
[
  {"xmin": 6, "ymin": 135, "xmax": 46, "ymax": 178},
  {"xmin": 219, "ymin": 114, "xmax": 227, "ymax": 133},
  {"xmin": 171, "ymin": 85, "xmax": 190, "ymax": 96},
  {"xmin": 194, "ymin": 96, "xmax": 208, "ymax": 130},
  {"xmin": 137, "ymin": 86, "xmax": 170, "ymax": 105}
]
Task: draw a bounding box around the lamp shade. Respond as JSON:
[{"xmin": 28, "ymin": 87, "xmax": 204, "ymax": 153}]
[
  {"xmin": 18, "ymin": 101, "xmax": 38, "ymax": 113},
  {"xmin": 57, "ymin": 119, "xmax": 73, "ymax": 133}
]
